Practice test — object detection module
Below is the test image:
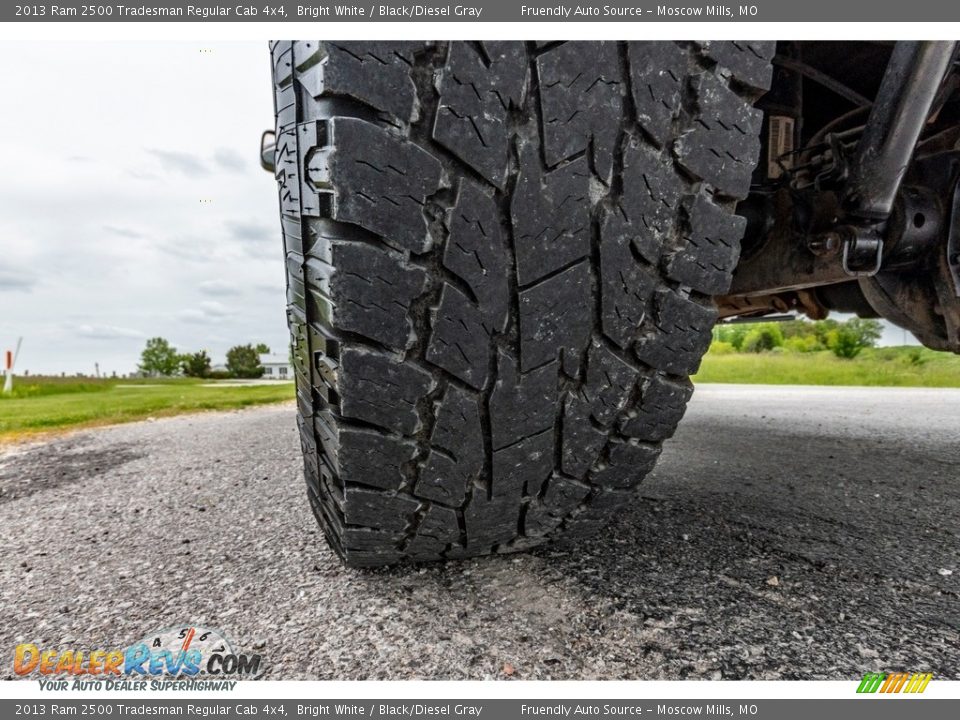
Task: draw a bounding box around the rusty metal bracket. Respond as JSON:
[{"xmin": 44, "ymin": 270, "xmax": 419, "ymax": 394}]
[{"xmin": 841, "ymin": 228, "xmax": 884, "ymax": 276}]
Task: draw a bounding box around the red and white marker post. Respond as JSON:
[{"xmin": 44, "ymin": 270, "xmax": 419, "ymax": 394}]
[{"xmin": 3, "ymin": 338, "xmax": 22, "ymax": 394}]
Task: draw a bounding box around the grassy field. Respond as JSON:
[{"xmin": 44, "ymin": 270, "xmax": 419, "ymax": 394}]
[
  {"xmin": 0, "ymin": 376, "xmax": 294, "ymax": 442},
  {"xmin": 695, "ymin": 346, "xmax": 960, "ymax": 387},
  {"xmin": 2, "ymin": 346, "xmax": 956, "ymax": 443}
]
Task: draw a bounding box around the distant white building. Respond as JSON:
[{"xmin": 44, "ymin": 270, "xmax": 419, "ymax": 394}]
[{"xmin": 260, "ymin": 353, "xmax": 293, "ymax": 380}]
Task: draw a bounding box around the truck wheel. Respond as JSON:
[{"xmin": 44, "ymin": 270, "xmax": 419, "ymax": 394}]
[{"xmin": 269, "ymin": 41, "xmax": 772, "ymax": 566}]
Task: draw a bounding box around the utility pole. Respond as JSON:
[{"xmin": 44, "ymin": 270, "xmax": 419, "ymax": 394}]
[{"xmin": 3, "ymin": 338, "xmax": 22, "ymax": 394}]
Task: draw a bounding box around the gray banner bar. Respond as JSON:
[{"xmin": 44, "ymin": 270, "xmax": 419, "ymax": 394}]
[
  {"xmin": 3, "ymin": 699, "xmax": 960, "ymax": 719},
  {"xmin": 5, "ymin": 0, "xmax": 960, "ymax": 23}
]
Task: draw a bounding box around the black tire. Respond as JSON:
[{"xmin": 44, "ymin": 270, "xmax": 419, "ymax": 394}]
[{"xmin": 269, "ymin": 41, "xmax": 773, "ymax": 567}]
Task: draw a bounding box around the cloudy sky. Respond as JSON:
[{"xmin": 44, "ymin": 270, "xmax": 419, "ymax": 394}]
[
  {"xmin": 0, "ymin": 42, "xmax": 916, "ymax": 376},
  {"xmin": 0, "ymin": 42, "xmax": 284, "ymax": 375}
]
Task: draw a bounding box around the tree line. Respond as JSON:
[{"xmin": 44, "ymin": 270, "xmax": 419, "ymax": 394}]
[
  {"xmin": 712, "ymin": 318, "xmax": 884, "ymax": 359},
  {"xmin": 137, "ymin": 337, "xmax": 273, "ymax": 378}
]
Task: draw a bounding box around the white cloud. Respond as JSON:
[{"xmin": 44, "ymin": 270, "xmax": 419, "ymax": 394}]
[
  {"xmin": 198, "ymin": 280, "xmax": 242, "ymax": 297},
  {"xmin": 153, "ymin": 236, "xmax": 219, "ymax": 264},
  {"xmin": 0, "ymin": 266, "xmax": 37, "ymax": 292},
  {"xmin": 199, "ymin": 301, "xmax": 230, "ymax": 317},
  {"xmin": 146, "ymin": 148, "xmax": 210, "ymax": 177},
  {"xmin": 75, "ymin": 324, "xmax": 145, "ymax": 340},
  {"xmin": 103, "ymin": 225, "xmax": 148, "ymax": 240},
  {"xmin": 178, "ymin": 301, "xmax": 232, "ymax": 325},
  {"xmin": 213, "ymin": 147, "xmax": 247, "ymax": 173},
  {"xmin": 225, "ymin": 219, "xmax": 273, "ymax": 242}
]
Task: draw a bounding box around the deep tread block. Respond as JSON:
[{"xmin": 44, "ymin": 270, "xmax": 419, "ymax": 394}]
[
  {"xmin": 343, "ymin": 486, "xmax": 419, "ymax": 533},
  {"xmin": 561, "ymin": 488, "xmax": 634, "ymax": 539},
  {"xmin": 512, "ymin": 146, "xmax": 591, "ymax": 285},
  {"xmin": 426, "ymin": 182, "xmax": 511, "ymax": 388},
  {"xmin": 308, "ymin": 117, "xmax": 444, "ymax": 252},
  {"xmin": 525, "ymin": 475, "xmax": 590, "ymax": 536},
  {"xmin": 599, "ymin": 223, "xmax": 657, "ymax": 349},
  {"xmin": 342, "ymin": 527, "xmax": 404, "ymax": 551},
  {"xmin": 433, "ymin": 42, "xmax": 527, "ymax": 188},
  {"xmin": 519, "ymin": 261, "xmax": 592, "ymax": 375},
  {"xmin": 561, "ymin": 396, "xmax": 608, "ymax": 477},
  {"xmin": 620, "ymin": 374, "xmax": 694, "ymax": 441},
  {"xmin": 673, "ymin": 72, "xmax": 763, "ymax": 199},
  {"xmin": 629, "ymin": 42, "xmax": 687, "ymax": 148},
  {"xmin": 591, "ymin": 439, "xmax": 661, "ymax": 489},
  {"xmin": 489, "ymin": 351, "xmax": 557, "ymax": 451},
  {"xmin": 464, "ymin": 493, "xmax": 521, "ymax": 550},
  {"xmin": 634, "ymin": 290, "xmax": 717, "ymax": 375},
  {"xmin": 581, "ymin": 341, "xmax": 639, "ymax": 425},
  {"xmin": 493, "ymin": 428, "xmax": 554, "ymax": 499},
  {"xmin": 294, "ymin": 41, "xmax": 427, "ymax": 124},
  {"xmin": 317, "ymin": 241, "xmax": 428, "ymax": 351},
  {"xmin": 620, "ymin": 142, "xmax": 685, "ymax": 264},
  {"xmin": 663, "ymin": 192, "xmax": 746, "ymax": 295},
  {"xmin": 698, "ymin": 40, "xmax": 776, "ymax": 92},
  {"xmin": 416, "ymin": 385, "xmax": 483, "ymax": 505},
  {"xmin": 536, "ymin": 41, "xmax": 622, "ymax": 182},
  {"xmin": 427, "ymin": 284, "xmax": 490, "ymax": 389},
  {"xmin": 444, "ymin": 182, "xmax": 510, "ymax": 334},
  {"xmin": 406, "ymin": 504, "xmax": 460, "ymax": 556},
  {"xmin": 327, "ymin": 425, "xmax": 417, "ymax": 491},
  {"xmin": 560, "ymin": 341, "xmax": 639, "ymax": 476},
  {"xmin": 337, "ymin": 346, "xmax": 435, "ymax": 435}
]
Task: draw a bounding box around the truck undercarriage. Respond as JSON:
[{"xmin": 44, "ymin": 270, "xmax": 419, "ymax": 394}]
[{"xmin": 722, "ymin": 41, "xmax": 960, "ymax": 353}]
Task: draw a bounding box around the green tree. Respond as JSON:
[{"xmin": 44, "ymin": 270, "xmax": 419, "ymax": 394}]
[
  {"xmin": 779, "ymin": 320, "xmax": 812, "ymax": 339},
  {"xmin": 226, "ymin": 344, "xmax": 264, "ymax": 378},
  {"xmin": 811, "ymin": 319, "xmax": 840, "ymax": 348},
  {"xmin": 784, "ymin": 335, "xmax": 821, "ymax": 353},
  {"xmin": 708, "ymin": 340, "xmax": 736, "ymax": 355},
  {"xmin": 742, "ymin": 324, "xmax": 784, "ymax": 353},
  {"xmin": 847, "ymin": 318, "xmax": 883, "ymax": 347},
  {"xmin": 255, "ymin": 343, "xmax": 271, "ymax": 354},
  {"xmin": 138, "ymin": 337, "xmax": 180, "ymax": 376},
  {"xmin": 714, "ymin": 323, "xmax": 751, "ymax": 351},
  {"xmin": 827, "ymin": 327, "xmax": 861, "ymax": 359},
  {"xmin": 180, "ymin": 350, "xmax": 212, "ymax": 378},
  {"xmin": 827, "ymin": 318, "xmax": 883, "ymax": 359}
]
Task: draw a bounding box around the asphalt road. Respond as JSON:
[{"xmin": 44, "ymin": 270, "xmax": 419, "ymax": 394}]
[{"xmin": 1, "ymin": 385, "xmax": 958, "ymax": 680}]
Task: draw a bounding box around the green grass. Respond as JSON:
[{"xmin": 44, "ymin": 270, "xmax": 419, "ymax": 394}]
[
  {"xmin": 694, "ymin": 346, "xmax": 960, "ymax": 387},
  {"xmin": 0, "ymin": 376, "xmax": 294, "ymax": 441},
  {"xmin": 4, "ymin": 346, "xmax": 955, "ymax": 441}
]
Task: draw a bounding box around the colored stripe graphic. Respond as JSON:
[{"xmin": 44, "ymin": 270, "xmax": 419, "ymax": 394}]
[
  {"xmin": 906, "ymin": 673, "xmax": 933, "ymax": 693},
  {"xmin": 857, "ymin": 672, "xmax": 932, "ymax": 693},
  {"xmin": 857, "ymin": 673, "xmax": 886, "ymax": 693},
  {"xmin": 881, "ymin": 673, "xmax": 897, "ymax": 692}
]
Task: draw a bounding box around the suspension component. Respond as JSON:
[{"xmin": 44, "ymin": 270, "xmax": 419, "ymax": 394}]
[
  {"xmin": 728, "ymin": 42, "xmax": 957, "ymax": 302},
  {"xmin": 842, "ymin": 42, "xmax": 956, "ymax": 222}
]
